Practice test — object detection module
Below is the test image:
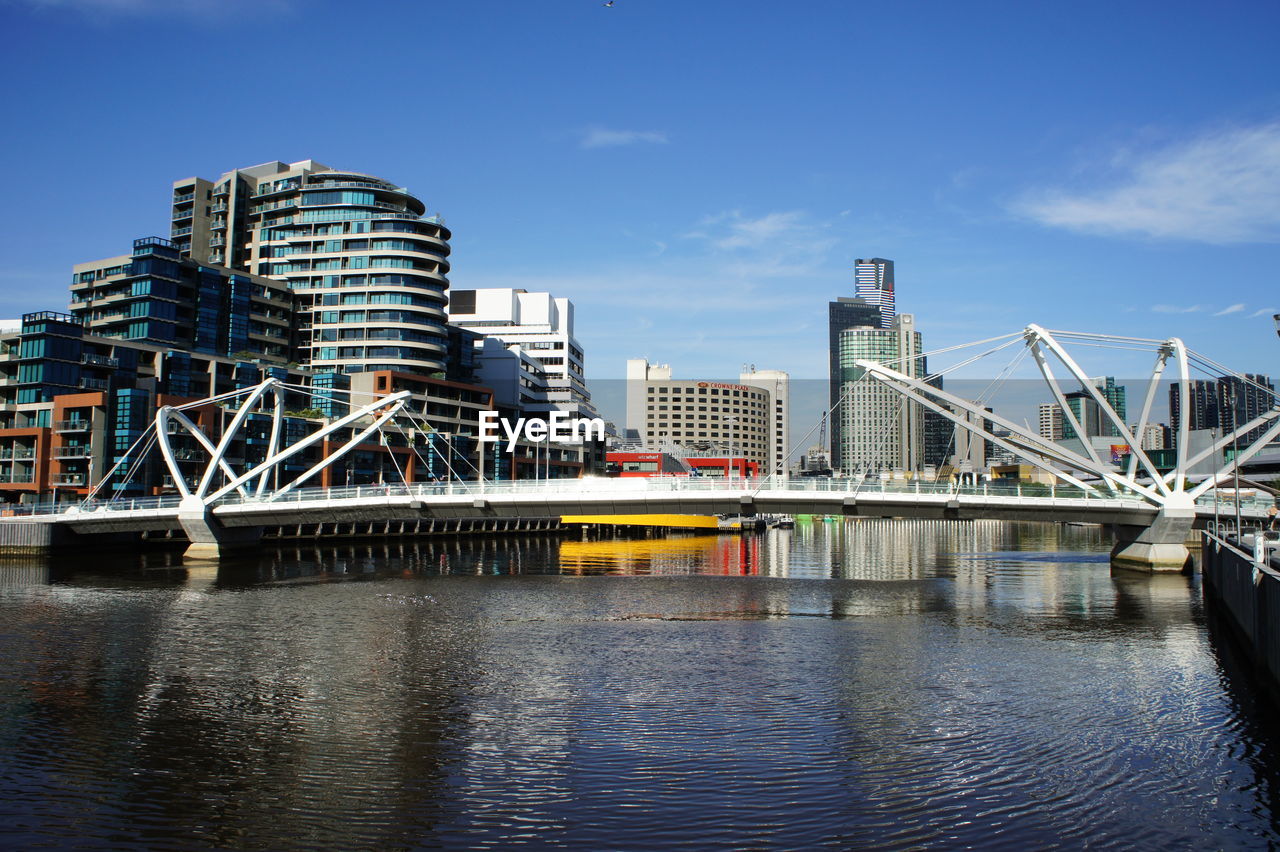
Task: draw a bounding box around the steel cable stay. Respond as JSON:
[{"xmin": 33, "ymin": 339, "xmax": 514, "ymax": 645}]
[
  {"xmin": 388, "ymin": 415, "xmax": 475, "ymax": 490},
  {"xmin": 849, "ymin": 324, "xmax": 1280, "ymax": 506},
  {"xmin": 84, "ymin": 424, "xmax": 160, "ymax": 504}
]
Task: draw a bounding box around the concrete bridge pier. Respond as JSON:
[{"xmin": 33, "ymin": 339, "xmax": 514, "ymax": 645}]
[
  {"xmin": 178, "ymin": 496, "xmax": 262, "ymax": 562},
  {"xmin": 1110, "ymin": 495, "xmax": 1197, "ymax": 574}
]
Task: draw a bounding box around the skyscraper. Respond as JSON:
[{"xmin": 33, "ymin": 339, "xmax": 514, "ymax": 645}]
[
  {"xmin": 834, "ymin": 314, "xmax": 923, "ymax": 473},
  {"xmin": 854, "ymin": 257, "xmax": 895, "ymax": 329},
  {"xmin": 1218, "ymin": 375, "xmax": 1275, "ymax": 446},
  {"xmin": 1059, "ymin": 377, "xmax": 1126, "ymax": 440},
  {"xmin": 828, "ymin": 296, "xmax": 881, "ymax": 470},
  {"xmin": 1169, "ymin": 379, "xmax": 1220, "ymax": 439},
  {"xmin": 170, "ymin": 160, "xmax": 451, "ymax": 377}
]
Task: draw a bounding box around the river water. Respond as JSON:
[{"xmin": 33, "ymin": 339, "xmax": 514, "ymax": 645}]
[{"xmin": 0, "ymin": 519, "xmax": 1277, "ymax": 849}]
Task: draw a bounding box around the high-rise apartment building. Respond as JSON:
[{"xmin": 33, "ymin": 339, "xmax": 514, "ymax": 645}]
[
  {"xmin": 834, "ymin": 314, "xmax": 923, "ymax": 473},
  {"xmin": 1038, "ymin": 403, "xmax": 1064, "ymax": 442},
  {"xmin": 1170, "ymin": 374, "xmax": 1276, "ymax": 448},
  {"xmin": 1039, "ymin": 377, "xmax": 1126, "ymax": 441},
  {"xmin": 171, "ymin": 160, "xmax": 451, "ymax": 376},
  {"xmin": 1131, "ymin": 423, "xmax": 1168, "ymax": 451},
  {"xmin": 1169, "ymin": 379, "xmax": 1221, "ymax": 440},
  {"xmin": 1218, "ymin": 374, "xmax": 1276, "ymax": 447},
  {"xmin": 854, "ymin": 257, "xmax": 895, "ymax": 329},
  {"xmin": 68, "ymin": 237, "xmax": 296, "ymax": 364}
]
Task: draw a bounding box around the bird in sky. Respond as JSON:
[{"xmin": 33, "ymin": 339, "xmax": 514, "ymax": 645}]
[{"xmin": 603, "ymin": 1, "xmax": 614, "ymax": 6}]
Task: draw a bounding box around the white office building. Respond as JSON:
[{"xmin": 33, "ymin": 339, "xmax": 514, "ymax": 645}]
[
  {"xmin": 449, "ymin": 288, "xmax": 597, "ymax": 418},
  {"xmin": 740, "ymin": 367, "xmax": 790, "ymax": 477}
]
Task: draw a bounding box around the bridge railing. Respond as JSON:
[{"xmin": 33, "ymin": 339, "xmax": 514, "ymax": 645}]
[
  {"xmin": 207, "ymin": 475, "xmax": 1144, "ymax": 508},
  {"xmin": 0, "ymin": 493, "xmax": 185, "ymax": 519},
  {"xmin": 5, "ymin": 475, "xmax": 1271, "ymax": 519}
]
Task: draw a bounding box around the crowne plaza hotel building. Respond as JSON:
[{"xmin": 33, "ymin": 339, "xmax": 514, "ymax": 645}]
[{"xmin": 625, "ymin": 359, "xmax": 780, "ymax": 473}]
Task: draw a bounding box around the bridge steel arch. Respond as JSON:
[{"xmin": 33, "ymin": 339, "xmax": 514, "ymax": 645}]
[
  {"xmin": 855, "ymin": 325, "xmax": 1280, "ymax": 572},
  {"xmin": 155, "ymin": 378, "xmax": 414, "ymax": 560}
]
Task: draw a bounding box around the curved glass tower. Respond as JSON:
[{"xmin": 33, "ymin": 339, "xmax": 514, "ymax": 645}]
[{"xmin": 172, "ymin": 160, "xmax": 451, "ymax": 376}]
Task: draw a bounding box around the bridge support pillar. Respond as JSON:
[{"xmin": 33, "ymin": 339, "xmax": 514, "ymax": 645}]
[
  {"xmin": 178, "ymin": 496, "xmax": 262, "ymax": 562},
  {"xmin": 1110, "ymin": 496, "xmax": 1196, "ymax": 574}
]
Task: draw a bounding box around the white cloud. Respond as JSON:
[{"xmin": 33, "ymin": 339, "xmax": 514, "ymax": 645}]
[
  {"xmin": 1250, "ymin": 307, "xmax": 1278, "ymax": 318},
  {"xmin": 580, "ymin": 128, "xmax": 669, "ymax": 149},
  {"xmin": 1014, "ymin": 121, "xmax": 1280, "ymax": 243},
  {"xmin": 1152, "ymin": 304, "xmax": 1203, "ymax": 314},
  {"xmin": 688, "ymin": 210, "xmax": 803, "ymax": 250},
  {"xmin": 1213, "ymin": 303, "xmax": 1246, "ymax": 316}
]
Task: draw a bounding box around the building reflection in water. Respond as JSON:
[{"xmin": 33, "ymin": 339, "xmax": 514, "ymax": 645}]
[{"xmin": 2, "ymin": 518, "xmax": 1277, "ymax": 848}]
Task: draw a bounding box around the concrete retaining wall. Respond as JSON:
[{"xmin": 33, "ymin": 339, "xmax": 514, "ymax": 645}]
[
  {"xmin": 0, "ymin": 522, "xmax": 55, "ymax": 555},
  {"xmin": 1202, "ymin": 532, "xmax": 1280, "ymax": 704}
]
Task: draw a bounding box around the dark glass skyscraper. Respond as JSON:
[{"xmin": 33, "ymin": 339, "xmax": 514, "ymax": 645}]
[{"xmin": 1168, "ymin": 374, "xmax": 1274, "ymax": 447}]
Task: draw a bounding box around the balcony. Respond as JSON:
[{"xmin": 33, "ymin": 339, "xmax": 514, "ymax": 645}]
[
  {"xmin": 81, "ymin": 353, "xmax": 118, "ymax": 368},
  {"xmin": 172, "ymin": 208, "xmax": 194, "ymax": 221},
  {"xmin": 0, "ymin": 448, "xmax": 37, "ymax": 460},
  {"xmin": 255, "ymin": 180, "xmax": 300, "ymax": 197},
  {"xmin": 79, "ymin": 377, "xmax": 109, "ymax": 391},
  {"xmin": 55, "ymin": 419, "xmax": 90, "ymax": 432},
  {"xmin": 209, "ymin": 236, "xmax": 226, "ymax": 247},
  {"xmin": 211, "ymin": 202, "xmax": 228, "ymax": 213},
  {"xmin": 0, "ymin": 474, "xmax": 35, "ymax": 484},
  {"xmin": 250, "ymin": 198, "xmax": 299, "ymax": 216},
  {"xmin": 52, "ymin": 473, "xmax": 85, "ymax": 486},
  {"xmin": 53, "ymin": 446, "xmax": 90, "ymax": 459},
  {"xmin": 173, "ymin": 192, "xmax": 195, "ymax": 204},
  {"xmin": 304, "ymin": 179, "xmax": 399, "ymax": 193},
  {"xmin": 171, "ymin": 226, "xmax": 193, "ymax": 237}
]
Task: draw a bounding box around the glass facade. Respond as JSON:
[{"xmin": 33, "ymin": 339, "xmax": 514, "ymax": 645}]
[
  {"xmin": 835, "ymin": 317, "xmax": 924, "ymax": 474},
  {"xmin": 70, "ymin": 238, "xmax": 296, "ymax": 364},
  {"xmin": 186, "ymin": 162, "xmax": 455, "ymax": 377}
]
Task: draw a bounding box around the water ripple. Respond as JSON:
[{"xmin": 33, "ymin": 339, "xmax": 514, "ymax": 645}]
[{"xmin": 0, "ymin": 522, "xmax": 1276, "ymax": 849}]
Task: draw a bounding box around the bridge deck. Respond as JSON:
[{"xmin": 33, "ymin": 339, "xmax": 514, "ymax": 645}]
[{"xmin": 2, "ymin": 478, "xmax": 1267, "ymax": 536}]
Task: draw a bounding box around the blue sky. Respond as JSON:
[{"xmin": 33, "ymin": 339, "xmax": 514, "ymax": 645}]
[{"xmin": 2, "ymin": 0, "xmax": 1278, "ymax": 399}]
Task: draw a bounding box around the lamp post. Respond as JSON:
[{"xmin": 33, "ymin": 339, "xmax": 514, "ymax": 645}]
[{"xmin": 1229, "ymin": 381, "xmax": 1243, "ymax": 537}]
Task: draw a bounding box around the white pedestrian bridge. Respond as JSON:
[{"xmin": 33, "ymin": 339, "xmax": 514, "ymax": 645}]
[
  {"xmin": 4, "ymin": 323, "xmax": 1276, "ymax": 573},
  {"xmin": 2, "ymin": 476, "xmax": 1269, "ymax": 572}
]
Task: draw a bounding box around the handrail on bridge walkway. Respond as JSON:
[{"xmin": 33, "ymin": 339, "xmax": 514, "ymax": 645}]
[{"xmin": 2, "ymin": 476, "xmax": 1273, "ymax": 522}]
